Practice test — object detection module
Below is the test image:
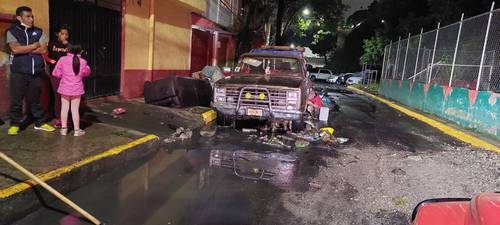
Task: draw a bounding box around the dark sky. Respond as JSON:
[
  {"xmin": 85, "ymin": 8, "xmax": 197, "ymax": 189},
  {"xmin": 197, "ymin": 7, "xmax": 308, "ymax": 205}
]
[{"xmin": 343, "ymin": 0, "xmax": 374, "ymax": 18}]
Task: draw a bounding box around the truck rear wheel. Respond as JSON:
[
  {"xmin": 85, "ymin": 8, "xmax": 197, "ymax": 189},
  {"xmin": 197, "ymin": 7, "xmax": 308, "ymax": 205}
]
[{"xmin": 291, "ymin": 119, "xmax": 305, "ymax": 132}]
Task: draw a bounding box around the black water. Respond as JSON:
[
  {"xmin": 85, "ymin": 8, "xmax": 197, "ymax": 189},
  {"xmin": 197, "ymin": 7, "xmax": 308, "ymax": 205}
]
[{"xmin": 14, "ymin": 127, "xmax": 335, "ymax": 225}]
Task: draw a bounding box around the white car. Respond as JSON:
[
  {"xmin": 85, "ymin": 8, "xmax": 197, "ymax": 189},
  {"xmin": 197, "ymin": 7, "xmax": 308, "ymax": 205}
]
[
  {"xmin": 309, "ymin": 68, "xmax": 335, "ymax": 81},
  {"xmin": 327, "ymin": 73, "xmax": 352, "ymax": 84},
  {"xmin": 346, "ymin": 76, "xmax": 364, "ymax": 85}
]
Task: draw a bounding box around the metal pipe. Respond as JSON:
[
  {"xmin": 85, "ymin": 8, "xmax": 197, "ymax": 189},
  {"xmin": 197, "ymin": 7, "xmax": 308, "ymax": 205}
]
[
  {"xmin": 476, "ymin": 2, "xmax": 495, "ymax": 91},
  {"xmin": 385, "ymin": 41, "xmax": 393, "ymax": 80},
  {"xmin": 449, "ymin": 13, "xmax": 464, "ymax": 87},
  {"xmin": 381, "ymin": 45, "xmax": 388, "ymax": 80},
  {"xmin": 413, "ymin": 28, "xmax": 424, "ymax": 82},
  {"xmin": 428, "ymin": 22, "xmax": 441, "ymax": 84},
  {"xmin": 402, "ymin": 33, "xmax": 411, "ymax": 80},
  {"xmin": 393, "ymin": 36, "xmax": 402, "ymax": 79}
]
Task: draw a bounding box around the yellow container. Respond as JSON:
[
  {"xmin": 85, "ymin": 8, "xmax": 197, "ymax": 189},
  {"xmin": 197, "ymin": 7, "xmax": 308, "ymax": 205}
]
[
  {"xmin": 202, "ymin": 110, "xmax": 217, "ymax": 124},
  {"xmin": 320, "ymin": 127, "xmax": 334, "ymax": 135}
]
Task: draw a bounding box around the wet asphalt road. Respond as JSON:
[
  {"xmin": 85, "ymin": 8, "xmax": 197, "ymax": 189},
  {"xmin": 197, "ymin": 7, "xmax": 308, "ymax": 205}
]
[{"xmin": 13, "ymin": 84, "xmax": 483, "ymax": 225}]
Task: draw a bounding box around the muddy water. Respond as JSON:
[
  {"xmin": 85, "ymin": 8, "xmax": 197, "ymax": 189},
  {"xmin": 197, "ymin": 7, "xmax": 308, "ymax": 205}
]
[{"xmin": 14, "ymin": 127, "xmax": 338, "ymax": 225}]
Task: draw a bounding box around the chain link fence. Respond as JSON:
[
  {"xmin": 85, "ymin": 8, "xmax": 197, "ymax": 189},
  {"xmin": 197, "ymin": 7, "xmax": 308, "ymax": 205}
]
[{"xmin": 382, "ymin": 4, "xmax": 500, "ymax": 92}]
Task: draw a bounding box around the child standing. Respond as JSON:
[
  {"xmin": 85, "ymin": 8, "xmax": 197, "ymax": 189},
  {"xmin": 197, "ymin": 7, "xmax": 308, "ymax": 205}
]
[
  {"xmin": 45, "ymin": 25, "xmax": 70, "ymax": 128},
  {"xmin": 52, "ymin": 44, "xmax": 91, "ymax": 136}
]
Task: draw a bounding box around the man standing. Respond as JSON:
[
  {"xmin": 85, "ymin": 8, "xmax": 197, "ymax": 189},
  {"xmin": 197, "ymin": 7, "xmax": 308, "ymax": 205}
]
[{"xmin": 6, "ymin": 6, "xmax": 55, "ymax": 135}]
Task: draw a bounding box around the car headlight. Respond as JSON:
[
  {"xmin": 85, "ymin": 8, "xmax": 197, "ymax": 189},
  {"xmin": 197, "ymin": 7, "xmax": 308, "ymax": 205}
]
[
  {"xmin": 287, "ymin": 91, "xmax": 299, "ymax": 100},
  {"xmin": 214, "ymin": 87, "xmax": 226, "ymax": 103},
  {"xmin": 287, "ymin": 91, "xmax": 299, "ymax": 108},
  {"xmin": 215, "ymin": 87, "xmax": 226, "ymax": 96}
]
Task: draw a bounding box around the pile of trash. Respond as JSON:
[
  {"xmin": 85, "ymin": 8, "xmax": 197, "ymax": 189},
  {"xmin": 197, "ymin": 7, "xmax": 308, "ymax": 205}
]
[
  {"xmin": 163, "ymin": 127, "xmax": 193, "ymax": 144},
  {"xmin": 247, "ymin": 124, "xmax": 349, "ymax": 150},
  {"xmin": 192, "ymin": 66, "xmax": 224, "ymax": 87}
]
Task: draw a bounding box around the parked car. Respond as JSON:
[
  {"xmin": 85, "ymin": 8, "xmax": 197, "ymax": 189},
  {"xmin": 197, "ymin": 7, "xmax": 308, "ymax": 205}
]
[
  {"xmin": 346, "ymin": 76, "xmax": 364, "ymax": 85},
  {"xmin": 212, "ymin": 46, "xmax": 311, "ymax": 131},
  {"xmin": 328, "ymin": 73, "xmax": 353, "ymax": 84},
  {"xmin": 411, "ymin": 192, "xmax": 500, "ymax": 225},
  {"xmin": 309, "ymin": 68, "xmax": 335, "ymax": 82},
  {"xmin": 326, "ymin": 73, "xmax": 341, "ymax": 83}
]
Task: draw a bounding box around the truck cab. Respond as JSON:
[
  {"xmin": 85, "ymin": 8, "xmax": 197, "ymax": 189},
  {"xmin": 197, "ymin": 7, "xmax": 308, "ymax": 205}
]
[{"xmin": 212, "ymin": 46, "xmax": 310, "ymax": 131}]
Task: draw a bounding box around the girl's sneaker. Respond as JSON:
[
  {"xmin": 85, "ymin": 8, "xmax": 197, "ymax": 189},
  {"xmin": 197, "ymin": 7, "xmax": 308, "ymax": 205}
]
[
  {"xmin": 60, "ymin": 127, "xmax": 68, "ymax": 136},
  {"xmin": 74, "ymin": 129, "xmax": 86, "ymax": 137}
]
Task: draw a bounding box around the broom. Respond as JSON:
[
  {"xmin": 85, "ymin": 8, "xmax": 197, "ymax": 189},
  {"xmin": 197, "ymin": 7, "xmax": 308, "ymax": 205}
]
[{"xmin": 0, "ymin": 152, "xmax": 102, "ymax": 225}]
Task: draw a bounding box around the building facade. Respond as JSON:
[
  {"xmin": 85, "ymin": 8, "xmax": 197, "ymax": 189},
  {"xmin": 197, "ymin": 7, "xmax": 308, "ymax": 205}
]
[{"xmin": 0, "ymin": 0, "xmax": 239, "ymax": 117}]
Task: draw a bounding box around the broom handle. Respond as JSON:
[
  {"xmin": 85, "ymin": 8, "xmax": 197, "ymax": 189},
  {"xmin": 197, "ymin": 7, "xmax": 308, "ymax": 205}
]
[{"xmin": 0, "ymin": 152, "xmax": 101, "ymax": 225}]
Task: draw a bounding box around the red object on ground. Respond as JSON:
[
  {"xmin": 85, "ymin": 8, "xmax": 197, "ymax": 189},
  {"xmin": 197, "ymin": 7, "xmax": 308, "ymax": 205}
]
[
  {"xmin": 413, "ymin": 193, "xmax": 500, "ymax": 225},
  {"xmin": 112, "ymin": 107, "xmax": 126, "ymax": 115}
]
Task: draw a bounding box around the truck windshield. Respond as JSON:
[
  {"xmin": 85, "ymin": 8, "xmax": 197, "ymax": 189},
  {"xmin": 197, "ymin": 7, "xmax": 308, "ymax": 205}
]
[{"xmin": 236, "ymin": 56, "xmax": 301, "ymax": 76}]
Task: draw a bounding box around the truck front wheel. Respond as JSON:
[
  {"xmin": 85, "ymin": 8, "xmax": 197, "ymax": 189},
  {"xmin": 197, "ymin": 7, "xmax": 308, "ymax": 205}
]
[
  {"xmin": 217, "ymin": 111, "xmax": 234, "ymax": 127},
  {"xmin": 291, "ymin": 119, "xmax": 305, "ymax": 132}
]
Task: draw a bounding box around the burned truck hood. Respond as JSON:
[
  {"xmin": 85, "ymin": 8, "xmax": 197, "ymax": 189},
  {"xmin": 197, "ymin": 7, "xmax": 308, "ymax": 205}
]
[{"xmin": 216, "ymin": 74, "xmax": 304, "ymax": 88}]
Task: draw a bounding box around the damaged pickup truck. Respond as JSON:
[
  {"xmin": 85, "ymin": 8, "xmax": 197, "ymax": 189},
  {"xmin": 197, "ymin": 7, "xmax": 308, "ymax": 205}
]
[{"xmin": 212, "ymin": 46, "xmax": 311, "ymax": 131}]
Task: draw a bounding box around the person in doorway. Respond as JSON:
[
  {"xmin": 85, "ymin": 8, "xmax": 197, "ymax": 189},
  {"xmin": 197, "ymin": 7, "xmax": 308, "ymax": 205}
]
[
  {"xmin": 52, "ymin": 44, "xmax": 91, "ymax": 136},
  {"xmin": 6, "ymin": 6, "xmax": 56, "ymax": 135},
  {"xmin": 45, "ymin": 25, "xmax": 70, "ymax": 128}
]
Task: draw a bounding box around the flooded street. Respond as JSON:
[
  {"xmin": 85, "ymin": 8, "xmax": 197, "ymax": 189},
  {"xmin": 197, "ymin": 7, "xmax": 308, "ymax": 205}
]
[
  {"xmin": 13, "ymin": 85, "xmax": 500, "ymax": 225},
  {"xmin": 14, "ymin": 126, "xmax": 335, "ymax": 225}
]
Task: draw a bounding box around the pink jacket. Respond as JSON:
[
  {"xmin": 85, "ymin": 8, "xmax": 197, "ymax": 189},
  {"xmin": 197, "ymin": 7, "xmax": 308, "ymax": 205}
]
[{"xmin": 52, "ymin": 53, "xmax": 91, "ymax": 96}]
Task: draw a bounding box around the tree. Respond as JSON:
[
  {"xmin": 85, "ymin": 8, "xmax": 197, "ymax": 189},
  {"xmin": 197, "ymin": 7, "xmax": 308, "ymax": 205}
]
[
  {"xmin": 274, "ymin": 0, "xmax": 309, "ymax": 45},
  {"xmin": 232, "ymin": 0, "xmax": 276, "ymax": 59},
  {"xmin": 360, "ymin": 33, "xmax": 384, "ymax": 66},
  {"xmin": 286, "ymin": 0, "xmax": 346, "ymax": 65}
]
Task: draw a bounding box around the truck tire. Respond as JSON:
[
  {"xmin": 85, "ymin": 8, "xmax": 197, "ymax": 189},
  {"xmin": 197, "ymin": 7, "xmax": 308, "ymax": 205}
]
[
  {"xmin": 291, "ymin": 119, "xmax": 305, "ymax": 132},
  {"xmin": 310, "ymin": 76, "xmax": 316, "ymax": 81},
  {"xmin": 217, "ymin": 111, "xmax": 234, "ymax": 127}
]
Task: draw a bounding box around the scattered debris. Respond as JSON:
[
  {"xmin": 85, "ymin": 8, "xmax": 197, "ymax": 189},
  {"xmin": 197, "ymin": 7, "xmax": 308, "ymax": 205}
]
[
  {"xmin": 290, "ymin": 132, "xmax": 320, "ymax": 142},
  {"xmin": 242, "ymin": 128, "xmax": 258, "ymax": 133},
  {"xmin": 319, "ymin": 107, "xmax": 329, "ymax": 122},
  {"xmin": 391, "ymin": 168, "xmax": 407, "ymax": 176},
  {"xmin": 248, "ymin": 134, "xmax": 258, "ymax": 140},
  {"xmin": 407, "ymin": 155, "xmax": 423, "ymax": 161},
  {"xmin": 305, "ymin": 120, "xmax": 319, "ymax": 131},
  {"xmin": 264, "ymin": 136, "xmax": 292, "ymax": 149},
  {"xmin": 112, "ymin": 107, "xmax": 126, "ymax": 115},
  {"xmin": 200, "ymin": 129, "xmax": 216, "ymax": 137},
  {"xmin": 320, "ymin": 127, "xmax": 335, "ymax": 135},
  {"xmin": 392, "ymin": 196, "xmax": 409, "ymax": 207},
  {"xmin": 277, "ymin": 135, "xmax": 296, "ymax": 142},
  {"xmin": 295, "ymin": 140, "xmax": 310, "ymax": 149},
  {"xmin": 163, "ymin": 127, "xmax": 193, "ymax": 144},
  {"xmin": 309, "ymin": 182, "xmax": 322, "ymax": 189},
  {"xmin": 336, "ymin": 137, "xmax": 350, "ymax": 144}
]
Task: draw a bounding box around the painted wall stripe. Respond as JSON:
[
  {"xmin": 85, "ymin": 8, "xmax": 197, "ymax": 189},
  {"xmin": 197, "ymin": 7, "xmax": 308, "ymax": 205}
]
[
  {"xmin": 0, "ymin": 134, "xmax": 159, "ymax": 199},
  {"xmin": 348, "ymin": 86, "xmax": 500, "ymax": 152}
]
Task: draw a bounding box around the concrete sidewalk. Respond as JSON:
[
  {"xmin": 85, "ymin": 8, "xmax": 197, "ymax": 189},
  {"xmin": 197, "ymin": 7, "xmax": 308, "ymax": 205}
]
[
  {"xmin": 0, "ymin": 99, "xmax": 213, "ymax": 224},
  {"xmin": 84, "ymin": 99, "xmax": 213, "ymax": 138}
]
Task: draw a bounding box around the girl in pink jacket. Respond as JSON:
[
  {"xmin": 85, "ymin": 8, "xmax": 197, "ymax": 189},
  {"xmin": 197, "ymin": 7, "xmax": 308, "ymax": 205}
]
[{"xmin": 52, "ymin": 44, "xmax": 91, "ymax": 136}]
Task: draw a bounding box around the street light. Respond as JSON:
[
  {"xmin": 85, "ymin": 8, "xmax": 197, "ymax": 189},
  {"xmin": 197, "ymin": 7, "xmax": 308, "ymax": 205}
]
[
  {"xmin": 381, "ymin": 19, "xmax": 385, "ymax": 23},
  {"xmin": 290, "ymin": 44, "xmax": 295, "ymax": 48},
  {"xmin": 302, "ymin": 8, "xmax": 310, "ymax": 16}
]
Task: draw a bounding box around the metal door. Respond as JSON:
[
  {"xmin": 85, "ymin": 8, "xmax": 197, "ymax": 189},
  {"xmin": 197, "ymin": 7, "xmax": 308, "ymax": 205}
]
[{"xmin": 49, "ymin": 0, "xmax": 122, "ymax": 98}]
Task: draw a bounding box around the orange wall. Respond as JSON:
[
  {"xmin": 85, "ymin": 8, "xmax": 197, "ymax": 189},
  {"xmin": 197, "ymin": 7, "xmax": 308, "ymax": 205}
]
[
  {"xmin": 153, "ymin": 0, "xmax": 193, "ymax": 72},
  {"xmin": 121, "ymin": 0, "xmax": 206, "ymax": 98},
  {"xmin": 0, "ymin": 0, "xmax": 49, "ymax": 118},
  {"xmin": 123, "ymin": 0, "xmax": 150, "ymax": 70},
  {"xmin": 0, "ymin": 0, "xmax": 49, "ymax": 34}
]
